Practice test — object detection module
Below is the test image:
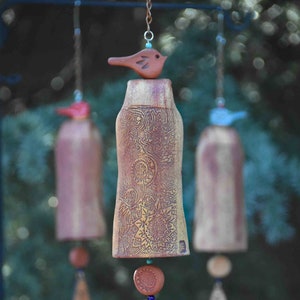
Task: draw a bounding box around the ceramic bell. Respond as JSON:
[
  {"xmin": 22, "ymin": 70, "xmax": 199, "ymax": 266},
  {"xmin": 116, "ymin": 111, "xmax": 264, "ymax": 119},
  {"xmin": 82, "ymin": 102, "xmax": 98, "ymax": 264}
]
[
  {"xmin": 112, "ymin": 78, "xmax": 190, "ymax": 258},
  {"xmin": 55, "ymin": 101, "xmax": 106, "ymax": 241},
  {"xmin": 193, "ymin": 123, "xmax": 247, "ymax": 252}
]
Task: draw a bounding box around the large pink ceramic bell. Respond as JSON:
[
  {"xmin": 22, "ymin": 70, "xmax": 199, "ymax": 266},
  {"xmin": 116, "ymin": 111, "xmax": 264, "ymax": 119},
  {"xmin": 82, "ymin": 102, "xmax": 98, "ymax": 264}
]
[
  {"xmin": 55, "ymin": 101, "xmax": 106, "ymax": 241},
  {"xmin": 193, "ymin": 125, "xmax": 247, "ymax": 252},
  {"xmin": 112, "ymin": 78, "xmax": 190, "ymax": 258}
]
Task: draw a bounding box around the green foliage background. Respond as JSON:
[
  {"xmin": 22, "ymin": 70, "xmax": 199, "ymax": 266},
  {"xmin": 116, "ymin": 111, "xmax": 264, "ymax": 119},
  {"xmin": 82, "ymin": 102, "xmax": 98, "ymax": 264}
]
[{"xmin": 2, "ymin": 2, "xmax": 300, "ymax": 300}]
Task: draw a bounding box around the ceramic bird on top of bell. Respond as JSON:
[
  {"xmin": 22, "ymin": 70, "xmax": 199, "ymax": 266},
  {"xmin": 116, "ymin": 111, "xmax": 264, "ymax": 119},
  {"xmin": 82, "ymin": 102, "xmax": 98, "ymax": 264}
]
[
  {"xmin": 108, "ymin": 42, "xmax": 190, "ymax": 258},
  {"xmin": 108, "ymin": 3, "xmax": 190, "ymax": 296},
  {"xmin": 193, "ymin": 105, "xmax": 248, "ymax": 252},
  {"xmin": 108, "ymin": 48, "xmax": 167, "ymax": 79},
  {"xmin": 193, "ymin": 12, "xmax": 248, "ymax": 300}
]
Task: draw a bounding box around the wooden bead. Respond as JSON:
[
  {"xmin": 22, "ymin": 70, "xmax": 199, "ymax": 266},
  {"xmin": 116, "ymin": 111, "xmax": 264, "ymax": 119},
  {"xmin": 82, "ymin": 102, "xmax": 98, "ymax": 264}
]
[
  {"xmin": 69, "ymin": 247, "xmax": 89, "ymax": 268},
  {"xmin": 133, "ymin": 265, "xmax": 165, "ymax": 296},
  {"xmin": 207, "ymin": 255, "xmax": 232, "ymax": 278}
]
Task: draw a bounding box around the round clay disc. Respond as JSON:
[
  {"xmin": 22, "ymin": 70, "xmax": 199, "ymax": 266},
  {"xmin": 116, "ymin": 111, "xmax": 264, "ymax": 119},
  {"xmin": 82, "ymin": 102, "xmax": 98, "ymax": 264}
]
[
  {"xmin": 69, "ymin": 247, "xmax": 89, "ymax": 269},
  {"xmin": 133, "ymin": 265, "xmax": 165, "ymax": 296},
  {"xmin": 207, "ymin": 255, "xmax": 232, "ymax": 278}
]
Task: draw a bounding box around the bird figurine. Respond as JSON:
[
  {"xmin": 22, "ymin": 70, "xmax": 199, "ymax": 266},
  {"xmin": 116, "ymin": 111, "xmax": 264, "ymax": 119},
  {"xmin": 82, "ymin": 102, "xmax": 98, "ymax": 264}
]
[
  {"xmin": 209, "ymin": 107, "xmax": 247, "ymax": 126},
  {"xmin": 108, "ymin": 48, "xmax": 167, "ymax": 79},
  {"xmin": 56, "ymin": 101, "xmax": 90, "ymax": 119}
]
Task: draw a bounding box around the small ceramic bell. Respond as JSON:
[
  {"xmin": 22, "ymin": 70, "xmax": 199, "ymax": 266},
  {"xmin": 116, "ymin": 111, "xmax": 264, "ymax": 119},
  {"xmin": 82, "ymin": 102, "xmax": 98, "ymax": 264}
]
[
  {"xmin": 193, "ymin": 125, "xmax": 247, "ymax": 252},
  {"xmin": 55, "ymin": 101, "xmax": 106, "ymax": 241},
  {"xmin": 209, "ymin": 281, "xmax": 227, "ymax": 300},
  {"xmin": 73, "ymin": 274, "xmax": 90, "ymax": 300}
]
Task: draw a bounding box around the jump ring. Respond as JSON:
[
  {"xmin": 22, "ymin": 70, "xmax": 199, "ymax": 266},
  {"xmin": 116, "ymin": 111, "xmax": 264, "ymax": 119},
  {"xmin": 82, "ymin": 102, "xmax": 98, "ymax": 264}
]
[{"xmin": 144, "ymin": 30, "xmax": 154, "ymax": 42}]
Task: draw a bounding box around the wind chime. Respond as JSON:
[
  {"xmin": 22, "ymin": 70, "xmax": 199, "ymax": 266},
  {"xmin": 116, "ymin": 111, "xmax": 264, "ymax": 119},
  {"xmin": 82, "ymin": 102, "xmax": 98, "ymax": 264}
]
[
  {"xmin": 55, "ymin": 1, "xmax": 106, "ymax": 299},
  {"xmin": 108, "ymin": 0, "xmax": 190, "ymax": 298},
  {"xmin": 193, "ymin": 12, "xmax": 248, "ymax": 300}
]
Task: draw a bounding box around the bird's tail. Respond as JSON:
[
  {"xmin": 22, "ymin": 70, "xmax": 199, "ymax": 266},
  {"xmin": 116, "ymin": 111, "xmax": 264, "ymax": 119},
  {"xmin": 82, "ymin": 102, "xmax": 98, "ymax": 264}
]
[{"xmin": 108, "ymin": 56, "xmax": 132, "ymax": 67}]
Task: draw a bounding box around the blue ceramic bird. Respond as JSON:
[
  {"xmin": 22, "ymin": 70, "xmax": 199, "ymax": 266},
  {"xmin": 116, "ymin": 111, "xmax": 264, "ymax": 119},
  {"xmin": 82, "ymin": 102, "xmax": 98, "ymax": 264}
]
[{"xmin": 210, "ymin": 107, "xmax": 247, "ymax": 126}]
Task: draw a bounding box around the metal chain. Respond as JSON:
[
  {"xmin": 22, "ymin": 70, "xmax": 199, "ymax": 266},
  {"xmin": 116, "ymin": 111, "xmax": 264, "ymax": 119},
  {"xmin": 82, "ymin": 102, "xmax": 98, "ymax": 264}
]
[
  {"xmin": 73, "ymin": 0, "xmax": 83, "ymax": 102},
  {"xmin": 144, "ymin": 0, "xmax": 154, "ymax": 48},
  {"xmin": 145, "ymin": 0, "xmax": 152, "ymax": 32},
  {"xmin": 215, "ymin": 12, "xmax": 226, "ymax": 107}
]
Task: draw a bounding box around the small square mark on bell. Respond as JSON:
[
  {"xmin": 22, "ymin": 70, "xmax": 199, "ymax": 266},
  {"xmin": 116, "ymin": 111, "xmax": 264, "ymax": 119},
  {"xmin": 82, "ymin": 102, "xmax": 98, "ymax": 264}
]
[{"xmin": 179, "ymin": 240, "xmax": 187, "ymax": 253}]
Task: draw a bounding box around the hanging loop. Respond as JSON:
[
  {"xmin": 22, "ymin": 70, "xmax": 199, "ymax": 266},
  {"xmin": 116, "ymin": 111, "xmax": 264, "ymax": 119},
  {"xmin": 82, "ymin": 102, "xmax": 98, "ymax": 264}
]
[{"xmin": 144, "ymin": 30, "xmax": 154, "ymax": 48}]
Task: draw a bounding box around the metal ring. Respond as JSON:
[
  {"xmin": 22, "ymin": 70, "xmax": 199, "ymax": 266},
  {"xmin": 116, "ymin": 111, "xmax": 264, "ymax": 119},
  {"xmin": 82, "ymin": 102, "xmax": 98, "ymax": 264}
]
[{"xmin": 144, "ymin": 30, "xmax": 154, "ymax": 42}]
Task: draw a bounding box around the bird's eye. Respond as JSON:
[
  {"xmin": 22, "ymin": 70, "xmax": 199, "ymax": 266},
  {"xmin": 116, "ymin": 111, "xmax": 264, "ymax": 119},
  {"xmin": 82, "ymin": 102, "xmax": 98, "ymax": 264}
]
[{"xmin": 155, "ymin": 54, "xmax": 160, "ymax": 59}]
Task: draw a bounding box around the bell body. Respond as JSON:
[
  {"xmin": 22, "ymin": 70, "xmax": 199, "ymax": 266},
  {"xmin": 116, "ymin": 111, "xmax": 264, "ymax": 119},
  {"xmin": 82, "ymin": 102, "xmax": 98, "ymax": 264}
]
[
  {"xmin": 113, "ymin": 79, "xmax": 190, "ymax": 258},
  {"xmin": 193, "ymin": 126, "xmax": 247, "ymax": 252},
  {"xmin": 55, "ymin": 119, "xmax": 106, "ymax": 241}
]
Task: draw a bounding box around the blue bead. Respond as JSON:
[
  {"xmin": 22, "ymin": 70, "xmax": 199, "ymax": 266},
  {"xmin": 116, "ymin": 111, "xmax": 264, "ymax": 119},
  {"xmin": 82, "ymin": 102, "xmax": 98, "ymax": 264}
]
[
  {"xmin": 74, "ymin": 28, "xmax": 81, "ymax": 35},
  {"xmin": 215, "ymin": 278, "xmax": 222, "ymax": 284},
  {"xmin": 74, "ymin": 89, "xmax": 83, "ymax": 102},
  {"xmin": 145, "ymin": 42, "xmax": 152, "ymax": 49},
  {"xmin": 216, "ymin": 34, "xmax": 226, "ymax": 45},
  {"xmin": 146, "ymin": 259, "xmax": 153, "ymax": 265}
]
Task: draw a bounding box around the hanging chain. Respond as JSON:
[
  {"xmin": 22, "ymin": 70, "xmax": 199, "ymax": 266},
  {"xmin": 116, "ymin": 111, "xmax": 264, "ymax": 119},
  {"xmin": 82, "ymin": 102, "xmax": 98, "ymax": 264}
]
[
  {"xmin": 145, "ymin": 0, "xmax": 152, "ymax": 32},
  {"xmin": 215, "ymin": 12, "xmax": 226, "ymax": 107},
  {"xmin": 144, "ymin": 0, "xmax": 154, "ymax": 48},
  {"xmin": 73, "ymin": 0, "xmax": 83, "ymax": 102}
]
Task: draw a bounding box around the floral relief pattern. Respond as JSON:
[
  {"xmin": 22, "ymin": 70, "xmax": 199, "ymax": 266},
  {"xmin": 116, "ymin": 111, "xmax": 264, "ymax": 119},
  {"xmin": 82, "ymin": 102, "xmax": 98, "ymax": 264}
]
[{"xmin": 115, "ymin": 105, "xmax": 181, "ymax": 257}]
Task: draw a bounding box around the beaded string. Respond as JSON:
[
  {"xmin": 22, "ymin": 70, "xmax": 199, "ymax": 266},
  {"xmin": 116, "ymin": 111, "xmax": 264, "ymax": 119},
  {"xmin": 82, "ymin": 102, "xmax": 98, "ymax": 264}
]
[
  {"xmin": 146, "ymin": 258, "xmax": 154, "ymax": 300},
  {"xmin": 69, "ymin": 245, "xmax": 91, "ymax": 300},
  {"xmin": 215, "ymin": 11, "xmax": 226, "ymax": 108},
  {"xmin": 146, "ymin": 259, "xmax": 155, "ymax": 300},
  {"xmin": 73, "ymin": 0, "xmax": 83, "ymax": 102},
  {"xmin": 144, "ymin": 0, "xmax": 154, "ymax": 48}
]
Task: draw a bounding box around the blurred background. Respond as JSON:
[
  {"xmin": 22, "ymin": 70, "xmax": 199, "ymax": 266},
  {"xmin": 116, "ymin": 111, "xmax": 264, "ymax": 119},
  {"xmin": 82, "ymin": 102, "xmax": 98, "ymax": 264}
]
[{"xmin": 1, "ymin": 0, "xmax": 300, "ymax": 299}]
